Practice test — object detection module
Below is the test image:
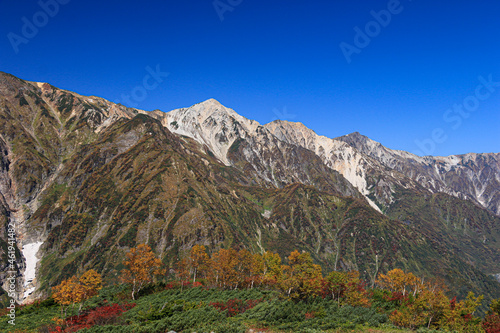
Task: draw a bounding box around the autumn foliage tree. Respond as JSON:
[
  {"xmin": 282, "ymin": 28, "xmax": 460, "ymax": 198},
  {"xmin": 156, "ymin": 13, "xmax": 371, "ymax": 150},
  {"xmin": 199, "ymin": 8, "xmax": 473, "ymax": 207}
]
[
  {"xmin": 189, "ymin": 244, "xmax": 210, "ymax": 284},
  {"xmin": 52, "ymin": 276, "xmax": 85, "ymax": 318},
  {"xmin": 280, "ymin": 250, "xmax": 322, "ymax": 299},
  {"xmin": 120, "ymin": 244, "xmax": 165, "ymax": 299},
  {"xmin": 375, "ymin": 268, "xmax": 486, "ymax": 331},
  {"xmin": 377, "ymin": 268, "xmax": 422, "ymax": 297},
  {"xmin": 79, "ymin": 269, "xmax": 103, "ymax": 301},
  {"xmin": 437, "ymin": 292, "xmax": 484, "ymax": 332},
  {"xmin": 420, "ymin": 284, "xmax": 449, "ymax": 329},
  {"xmin": 175, "ymin": 257, "xmax": 191, "ymax": 287},
  {"xmin": 168, "ymin": 245, "xmax": 490, "ymax": 332},
  {"xmin": 376, "ymin": 268, "xmax": 427, "ymax": 329},
  {"xmin": 52, "ymin": 269, "xmax": 103, "ymax": 317},
  {"xmin": 180, "ymin": 246, "xmax": 284, "ymax": 290},
  {"xmin": 262, "ymin": 251, "xmax": 282, "ymax": 285},
  {"xmin": 248, "ymin": 253, "xmax": 265, "ymax": 288},
  {"xmin": 210, "ymin": 248, "xmax": 240, "ymax": 289},
  {"xmin": 322, "ymin": 270, "xmax": 370, "ymax": 307}
]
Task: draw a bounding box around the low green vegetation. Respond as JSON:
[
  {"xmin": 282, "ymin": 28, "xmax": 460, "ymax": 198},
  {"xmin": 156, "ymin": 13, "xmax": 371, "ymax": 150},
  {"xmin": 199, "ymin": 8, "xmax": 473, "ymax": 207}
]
[
  {"xmin": 2, "ymin": 245, "xmax": 500, "ymax": 332},
  {"xmin": 1, "ymin": 285, "xmax": 401, "ymax": 333}
]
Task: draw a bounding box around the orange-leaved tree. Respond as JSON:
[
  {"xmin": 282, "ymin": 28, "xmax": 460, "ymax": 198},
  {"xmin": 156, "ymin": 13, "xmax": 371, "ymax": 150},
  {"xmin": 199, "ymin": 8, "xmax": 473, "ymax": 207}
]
[
  {"xmin": 235, "ymin": 249, "xmax": 253, "ymax": 288},
  {"xmin": 52, "ymin": 269, "xmax": 103, "ymax": 317},
  {"xmin": 120, "ymin": 244, "xmax": 165, "ymax": 299},
  {"xmin": 210, "ymin": 248, "xmax": 239, "ymax": 289},
  {"xmin": 52, "ymin": 276, "xmax": 86, "ymax": 318}
]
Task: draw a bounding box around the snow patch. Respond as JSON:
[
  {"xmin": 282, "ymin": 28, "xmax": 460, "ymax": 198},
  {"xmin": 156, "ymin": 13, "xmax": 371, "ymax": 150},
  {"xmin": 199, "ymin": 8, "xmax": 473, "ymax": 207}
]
[{"xmin": 22, "ymin": 241, "xmax": 43, "ymax": 299}]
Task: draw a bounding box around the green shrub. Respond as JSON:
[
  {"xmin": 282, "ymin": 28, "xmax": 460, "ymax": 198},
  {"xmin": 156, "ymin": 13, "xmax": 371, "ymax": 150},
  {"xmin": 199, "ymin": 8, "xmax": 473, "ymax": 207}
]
[{"xmin": 10, "ymin": 286, "xmax": 391, "ymax": 332}]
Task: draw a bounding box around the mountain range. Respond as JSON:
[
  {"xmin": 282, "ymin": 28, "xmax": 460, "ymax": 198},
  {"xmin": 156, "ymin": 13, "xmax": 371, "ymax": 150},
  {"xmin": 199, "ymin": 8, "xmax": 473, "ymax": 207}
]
[{"xmin": 0, "ymin": 72, "xmax": 499, "ymax": 308}]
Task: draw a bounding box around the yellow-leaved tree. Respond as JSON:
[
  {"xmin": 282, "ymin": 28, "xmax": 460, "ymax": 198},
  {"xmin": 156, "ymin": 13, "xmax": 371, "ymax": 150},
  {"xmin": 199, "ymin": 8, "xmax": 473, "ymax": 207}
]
[
  {"xmin": 281, "ymin": 250, "xmax": 322, "ymax": 299},
  {"xmin": 79, "ymin": 269, "xmax": 103, "ymax": 301},
  {"xmin": 120, "ymin": 244, "xmax": 165, "ymax": 299},
  {"xmin": 262, "ymin": 251, "xmax": 282, "ymax": 285},
  {"xmin": 377, "ymin": 268, "xmax": 422, "ymax": 297},
  {"xmin": 437, "ymin": 292, "xmax": 484, "ymax": 333},
  {"xmin": 189, "ymin": 244, "xmax": 210, "ymax": 284},
  {"xmin": 52, "ymin": 269, "xmax": 103, "ymax": 317},
  {"xmin": 249, "ymin": 253, "xmax": 265, "ymax": 288}
]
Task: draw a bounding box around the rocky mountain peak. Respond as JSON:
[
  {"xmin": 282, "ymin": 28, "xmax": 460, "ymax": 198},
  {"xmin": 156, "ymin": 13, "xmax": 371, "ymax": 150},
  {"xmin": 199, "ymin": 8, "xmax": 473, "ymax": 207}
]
[
  {"xmin": 180, "ymin": 98, "xmax": 237, "ymax": 118},
  {"xmin": 264, "ymin": 120, "xmax": 320, "ymax": 149},
  {"xmin": 343, "ymin": 131, "xmax": 365, "ymax": 140},
  {"xmin": 161, "ymin": 99, "xmax": 261, "ymax": 165},
  {"xmin": 335, "ymin": 132, "xmax": 500, "ymax": 215},
  {"xmin": 198, "ymin": 97, "xmax": 224, "ymax": 107},
  {"xmin": 336, "ymin": 131, "xmax": 383, "ymax": 153}
]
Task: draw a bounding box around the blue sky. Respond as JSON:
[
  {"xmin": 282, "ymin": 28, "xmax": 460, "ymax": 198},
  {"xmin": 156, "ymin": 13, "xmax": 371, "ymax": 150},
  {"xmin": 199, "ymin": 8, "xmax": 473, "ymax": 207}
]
[{"xmin": 1, "ymin": 0, "xmax": 499, "ymax": 156}]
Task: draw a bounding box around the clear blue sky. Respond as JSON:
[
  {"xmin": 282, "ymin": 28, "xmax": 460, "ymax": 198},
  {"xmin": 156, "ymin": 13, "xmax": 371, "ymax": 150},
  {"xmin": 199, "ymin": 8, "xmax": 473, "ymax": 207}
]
[{"xmin": 1, "ymin": 0, "xmax": 499, "ymax": 156}]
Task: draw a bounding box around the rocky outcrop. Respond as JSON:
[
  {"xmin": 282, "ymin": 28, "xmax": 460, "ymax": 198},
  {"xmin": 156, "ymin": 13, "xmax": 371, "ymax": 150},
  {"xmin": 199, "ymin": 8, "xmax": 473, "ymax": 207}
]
[
  {"xmin": 336, "ymin": 132, "xmax": 500, "ymax": 216},
  {"xmin": 262, "ymin": 121, "xmax": 499, "ymax": 217}
]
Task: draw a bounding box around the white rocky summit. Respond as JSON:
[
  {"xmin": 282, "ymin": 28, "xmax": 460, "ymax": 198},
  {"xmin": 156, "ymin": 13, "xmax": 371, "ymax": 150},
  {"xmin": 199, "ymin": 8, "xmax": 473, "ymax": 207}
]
[{"xmin": 157, "ymin": 99, "xmax": 500, "ymax": 216}]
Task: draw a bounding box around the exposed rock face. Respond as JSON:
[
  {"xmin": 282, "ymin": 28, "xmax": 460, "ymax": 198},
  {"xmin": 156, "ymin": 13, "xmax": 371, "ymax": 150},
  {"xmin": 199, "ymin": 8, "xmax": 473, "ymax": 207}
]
[
  {"xmin": 0, "ymin": 71, "xmax": 499, "ymax": 307},
  {"xmin": 264, "ymin": 122, "xmax": 500, "ymax": 217},
  {"xmin": 265, "ymin": 121, "xmax": 420, "ymax": 213},
  {"xmin": 162, "ymin": 99, "xmax": 260, "ymax": 166},
  {"xmin": 0, "ymin": 72, "xmax": 139, "ymax": 302},
  {"xmin": 336, "ymin": 131, "xmax": 500, "ymax": 216},
  {"xmin": 160, "ymin": 111, "xmax": 499, "ymax": 217},
  {"xmin": 155, "ymin": 100, "xmax": 360, "ymax": 198}
]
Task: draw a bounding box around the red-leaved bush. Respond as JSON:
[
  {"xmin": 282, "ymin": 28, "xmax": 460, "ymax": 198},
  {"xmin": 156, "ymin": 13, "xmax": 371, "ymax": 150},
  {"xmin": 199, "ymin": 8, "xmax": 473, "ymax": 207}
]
[
  {"xmin": 49, "ymin": 302, "xmax": 135, "ymax": 333},
  {"xmin": 483, "ymin": 314, "xmax": 500, "ymax": 333},
  {"xmin": 305, "ymin": 311, "xmax": 315, "ymax": 319},
  {"xmin": 209, "ymin": 298, "xmax": 262, "ymax": 317},
  {"xmin": 164, "ymin": 283, "xmax": 176, "ymax": 290}
]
